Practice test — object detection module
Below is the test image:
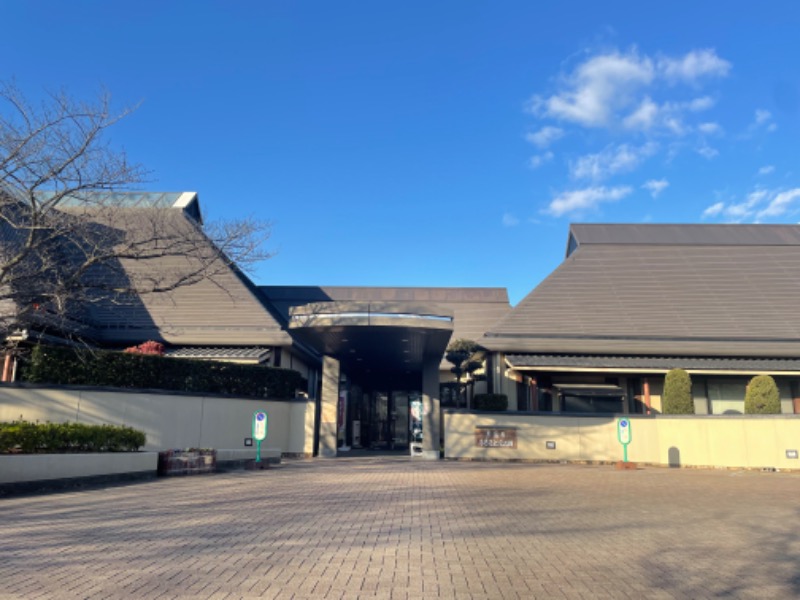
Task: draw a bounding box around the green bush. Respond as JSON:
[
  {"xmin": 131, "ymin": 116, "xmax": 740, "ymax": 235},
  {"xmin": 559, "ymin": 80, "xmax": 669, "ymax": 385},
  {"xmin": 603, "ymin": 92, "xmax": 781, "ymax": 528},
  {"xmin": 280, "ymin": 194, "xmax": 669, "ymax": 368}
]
[
  {"xmin": 0, "ymin": 421, "xmax": 146, "ymax": 454},
  {"xmin": 662, "ymin": 368, "xmax": 694, "ymax": 414},
  {"xmin": 21, "ymin": 345, "xmax": 306, "ymax": 399},
  {"xmin": 472, "ymin": 393, "xmax": 508, "ymax": 411},
  {"xmin": 745, "ymin": 375, "xmax": 781, "ymax": 414}
]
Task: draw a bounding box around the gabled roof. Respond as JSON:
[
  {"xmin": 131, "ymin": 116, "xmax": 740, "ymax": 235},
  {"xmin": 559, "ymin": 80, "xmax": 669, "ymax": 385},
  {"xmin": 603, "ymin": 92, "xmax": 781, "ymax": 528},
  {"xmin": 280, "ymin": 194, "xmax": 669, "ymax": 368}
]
[
  {"xmin": 568, "ymin": 223, "xmax": 800, "ymax": 249},
  {"xmin": 85, "ymin": 206, "xmax": 291, "ymax": 347},
  {"xmin": 483, "ymin": 223, "xmax": 800, "ymax": 358}
]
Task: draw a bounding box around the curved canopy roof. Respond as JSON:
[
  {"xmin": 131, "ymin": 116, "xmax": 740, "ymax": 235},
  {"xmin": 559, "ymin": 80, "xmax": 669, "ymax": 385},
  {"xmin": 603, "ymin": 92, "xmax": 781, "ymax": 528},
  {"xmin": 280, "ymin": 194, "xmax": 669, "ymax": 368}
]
[{"xmin": 288, "ymin": 301, "xmax": 453, "ymax": 383}]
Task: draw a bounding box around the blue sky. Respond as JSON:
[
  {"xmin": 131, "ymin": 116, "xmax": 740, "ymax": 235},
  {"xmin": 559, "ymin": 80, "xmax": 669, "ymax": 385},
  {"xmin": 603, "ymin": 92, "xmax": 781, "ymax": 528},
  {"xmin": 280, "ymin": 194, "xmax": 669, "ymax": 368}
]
[{"xmin": 4, "ymin": 1, "xmax": 800, "ymax": 304}]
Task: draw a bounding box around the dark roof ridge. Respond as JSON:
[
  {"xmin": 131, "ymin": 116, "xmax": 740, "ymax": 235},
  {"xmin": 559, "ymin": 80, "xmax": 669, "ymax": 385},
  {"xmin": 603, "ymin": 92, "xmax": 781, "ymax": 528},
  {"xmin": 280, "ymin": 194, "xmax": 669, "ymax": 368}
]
[{"xmin": 569, "ymin": 222, "xmax": 800, "ymax": 247}]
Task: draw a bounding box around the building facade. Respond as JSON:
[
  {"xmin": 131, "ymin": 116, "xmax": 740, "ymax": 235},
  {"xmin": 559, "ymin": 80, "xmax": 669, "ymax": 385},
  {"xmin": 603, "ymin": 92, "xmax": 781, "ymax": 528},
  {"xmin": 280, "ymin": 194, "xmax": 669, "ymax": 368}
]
[{"xmin": 3, "ymin": 194, "xmax": 800, "ymax": 457}]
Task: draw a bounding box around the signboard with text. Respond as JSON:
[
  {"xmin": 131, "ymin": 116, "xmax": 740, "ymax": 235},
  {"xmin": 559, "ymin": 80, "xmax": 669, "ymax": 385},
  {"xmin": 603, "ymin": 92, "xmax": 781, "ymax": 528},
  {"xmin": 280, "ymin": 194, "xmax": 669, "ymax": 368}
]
[{"xmin": 475, "ymin": 428, "xmax": 517, "ymax": 449}]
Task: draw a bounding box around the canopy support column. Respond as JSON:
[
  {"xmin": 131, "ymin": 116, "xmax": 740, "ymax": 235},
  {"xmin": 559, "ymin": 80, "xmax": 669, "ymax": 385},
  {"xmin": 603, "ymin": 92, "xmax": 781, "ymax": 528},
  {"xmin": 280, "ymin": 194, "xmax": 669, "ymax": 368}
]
[
  {"xmin": 319, "ymin": 355, "xmax": 340, "ymax": 457},
  {"xmin": 421, "ymin": 358, "xmax": 441, "ymax": 460}
]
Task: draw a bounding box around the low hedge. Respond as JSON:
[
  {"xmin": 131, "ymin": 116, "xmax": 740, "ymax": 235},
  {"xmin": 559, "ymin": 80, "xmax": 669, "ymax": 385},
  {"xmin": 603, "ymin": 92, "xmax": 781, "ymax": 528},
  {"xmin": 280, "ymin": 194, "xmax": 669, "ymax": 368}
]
[
  {"xmin": 473, "ymin": 393, "xmax": 508, "ymax": 411},
  {"xmin": 0, "ymin": 421, "xmax": 146, "ymax": 454},
  {"xmin": 21, "ymin": 345, "xmax": 306, "ymax": 399}
]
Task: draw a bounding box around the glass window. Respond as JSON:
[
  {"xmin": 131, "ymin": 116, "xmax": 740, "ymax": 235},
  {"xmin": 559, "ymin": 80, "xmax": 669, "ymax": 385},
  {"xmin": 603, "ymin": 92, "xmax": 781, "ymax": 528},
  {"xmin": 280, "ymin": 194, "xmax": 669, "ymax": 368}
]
[{"xmin": 707, "ymin": 379, "xmax": 747, "ymax": 415}]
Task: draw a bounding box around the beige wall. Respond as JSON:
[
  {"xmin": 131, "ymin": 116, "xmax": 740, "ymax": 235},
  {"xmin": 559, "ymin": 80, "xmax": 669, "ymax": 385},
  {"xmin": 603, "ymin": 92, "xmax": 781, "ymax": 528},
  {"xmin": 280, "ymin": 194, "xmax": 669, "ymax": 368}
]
[
  {"xmin": 0, "ymin": 386, "xmax": 314, "ymax": 455},
  {"xmin": 0, "ymin": 452, "xmax": 158, "ymax": 483},
  {"xmin": 445, "ymin": 412, "xmax": 800, "ymax": 470}
]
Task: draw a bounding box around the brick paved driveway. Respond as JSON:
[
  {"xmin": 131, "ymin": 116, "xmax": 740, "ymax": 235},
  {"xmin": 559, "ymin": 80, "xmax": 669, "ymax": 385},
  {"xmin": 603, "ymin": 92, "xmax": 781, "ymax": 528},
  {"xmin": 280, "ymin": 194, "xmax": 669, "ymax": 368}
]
[{"xmin": 1, "ymin": 458, "xmax": 799, "ymax": 599}]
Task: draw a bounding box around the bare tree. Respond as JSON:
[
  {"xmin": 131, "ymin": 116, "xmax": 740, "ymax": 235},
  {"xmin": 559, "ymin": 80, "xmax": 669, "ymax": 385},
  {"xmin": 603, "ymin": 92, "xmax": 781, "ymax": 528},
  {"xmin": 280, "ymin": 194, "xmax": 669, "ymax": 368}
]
[{"xmin": 0, "ymin": 81, "xmax": 272, "ymax": 366}]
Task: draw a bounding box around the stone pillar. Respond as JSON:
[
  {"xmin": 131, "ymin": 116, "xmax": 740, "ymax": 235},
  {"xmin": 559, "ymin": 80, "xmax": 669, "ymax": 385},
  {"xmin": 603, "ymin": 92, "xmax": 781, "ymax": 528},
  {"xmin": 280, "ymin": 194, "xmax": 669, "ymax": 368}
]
[
  {"xmin": 319, "ymin": 356, "xmax": 340, "ymax": 458},
  {"xmin": 421, "ymin": 358, "xmax": 441, "ymax": 460}
]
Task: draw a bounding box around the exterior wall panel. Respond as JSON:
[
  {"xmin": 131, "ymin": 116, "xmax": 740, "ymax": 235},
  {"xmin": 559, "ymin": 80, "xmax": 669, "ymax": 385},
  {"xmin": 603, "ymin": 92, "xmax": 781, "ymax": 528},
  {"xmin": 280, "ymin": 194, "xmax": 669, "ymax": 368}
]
[{"xmin": 444, "ymin": 412, "xmax": 800, "ymax": 470}]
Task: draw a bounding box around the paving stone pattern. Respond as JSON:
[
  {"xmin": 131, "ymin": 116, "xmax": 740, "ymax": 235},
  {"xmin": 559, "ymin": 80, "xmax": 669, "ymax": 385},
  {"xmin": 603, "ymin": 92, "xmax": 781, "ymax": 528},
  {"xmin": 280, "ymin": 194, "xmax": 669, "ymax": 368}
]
[{"xmin": 1, "ymin": 459, "xmax": 799, "ymax": 599}]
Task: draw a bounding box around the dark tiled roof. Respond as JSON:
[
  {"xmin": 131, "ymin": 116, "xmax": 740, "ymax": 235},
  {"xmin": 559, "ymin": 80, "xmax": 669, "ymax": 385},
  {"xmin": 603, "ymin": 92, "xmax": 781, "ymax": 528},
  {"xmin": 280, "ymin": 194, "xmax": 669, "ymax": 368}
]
[
  {"xmin": 506, "ymin": 354, "xmax": 800, "ymax": 372},
  {"xmin": 86, "ymin": 209, "xmax": 291, "ymax": 346},
  {"xmin": 165, "ymin": 347, "xmax": 271, "ymax": 361},
  {"xmin": 571, "ymin": 223, "xmax": 800, "ymax": 246},
  {"xmin": 483, "ymin": 224, "xmax": 800, "ymax": 358}
]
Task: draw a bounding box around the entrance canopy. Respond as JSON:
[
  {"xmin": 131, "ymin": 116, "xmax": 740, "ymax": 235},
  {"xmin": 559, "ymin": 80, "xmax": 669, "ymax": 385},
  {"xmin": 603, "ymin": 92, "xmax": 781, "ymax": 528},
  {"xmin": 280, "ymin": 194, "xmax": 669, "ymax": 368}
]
[{"xmin": 288, "ymin": 302, "xmax": 454, "ymax": 382}]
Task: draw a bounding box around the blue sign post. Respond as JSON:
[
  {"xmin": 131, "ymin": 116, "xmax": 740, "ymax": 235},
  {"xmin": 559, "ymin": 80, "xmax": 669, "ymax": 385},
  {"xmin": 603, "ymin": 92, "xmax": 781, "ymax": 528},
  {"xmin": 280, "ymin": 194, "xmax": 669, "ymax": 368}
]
[
  {"xmin": 617, "ymin": 417, "xmax": 632, "ymax": 463},
  {"xmin": 252, "ymin": 411, "xmax": 268, "ymax": 463}
]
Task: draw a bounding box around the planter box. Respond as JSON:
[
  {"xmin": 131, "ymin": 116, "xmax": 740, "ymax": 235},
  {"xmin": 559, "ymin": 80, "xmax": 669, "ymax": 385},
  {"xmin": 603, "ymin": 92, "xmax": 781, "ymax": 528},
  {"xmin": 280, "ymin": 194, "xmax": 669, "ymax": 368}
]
[
  {"xmin": 0, "ymin": 452, "xmax": 158, "ymax": 484},
  {"xmin": 157, "ymin": 449, "xmax": 217, "ymax": 476},
  {"xmin": 216, "ymin": 448, "xmax": 282, "ymax": 471}
]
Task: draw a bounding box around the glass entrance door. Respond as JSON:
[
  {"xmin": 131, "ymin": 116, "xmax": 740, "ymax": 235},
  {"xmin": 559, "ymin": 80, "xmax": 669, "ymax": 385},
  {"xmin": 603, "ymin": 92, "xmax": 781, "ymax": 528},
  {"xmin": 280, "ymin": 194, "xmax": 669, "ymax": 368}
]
[
  {"xmin": 370, "ymin": 392, "xmax": 390, "ymax": 449},
  {"xmin": 390, "ymin": 392, "xmax": 409, "ymax": 449},
  {"xmin": 364, "ymin": 390, "xmax": 416, "ymax": 450}
]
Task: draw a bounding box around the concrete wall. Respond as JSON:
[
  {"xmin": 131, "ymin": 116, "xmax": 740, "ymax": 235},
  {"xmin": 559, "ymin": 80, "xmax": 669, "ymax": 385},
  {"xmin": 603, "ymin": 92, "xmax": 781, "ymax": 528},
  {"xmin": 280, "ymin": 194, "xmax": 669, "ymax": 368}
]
[
  {"xmin": 0, "ymin": 386, "xmax": 314, "ymax": 455},
  {"xmin": 444, "ymin": 411, "xmax": 800, "ymax": 470},
  {"xmin": 0, "ymin": 452, "xmax": 158, "ymax": 483}
]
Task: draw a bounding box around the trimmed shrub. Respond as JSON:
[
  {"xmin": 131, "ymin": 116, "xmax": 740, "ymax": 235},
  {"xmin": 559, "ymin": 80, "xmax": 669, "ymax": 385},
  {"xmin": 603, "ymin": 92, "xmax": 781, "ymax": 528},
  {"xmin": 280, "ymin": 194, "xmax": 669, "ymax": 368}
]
[
  {"xmin": 745, "ymin": 375, "xmax": 781, "ymax": 414},
  {"xmin": 472, "ymin": 393, "xmax": 508, "ymax": 411},
  {"xmin": 0, "ymin": 421, "xmax": 146, "ymax": 454},
  {"xmin": 662, "ymin": 368, "xmax": 694, "ymax": 414},
  {"xmin": 21, "ymin": 345, "xmax": 306, "ymax": 399}
]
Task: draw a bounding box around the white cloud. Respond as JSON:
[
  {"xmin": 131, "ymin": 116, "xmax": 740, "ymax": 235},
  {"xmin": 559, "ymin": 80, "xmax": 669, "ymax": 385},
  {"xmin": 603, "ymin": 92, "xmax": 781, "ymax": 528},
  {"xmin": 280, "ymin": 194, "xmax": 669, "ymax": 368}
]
[
  {"xmin": 529, "ymin": 151, "xmax": 554, "ymax": 169},
  {"xmin": 663, "ymin": 116, "xmax": 687, "ymax": 135},
  {"xmin": 697, "ymin": 122, "xmax": 722, "ymax": 135},
  {"xmin": 532, "ymin": 49, "xmax": 655, "ymax": 127},
  {"xmin": 502, "ymin": 212, "xmax": 520, "ymax": 227},
  {"xmin": 623, "ymin": 97, "xmax": 659, "ymax": 130},
  {"xmin": 530, "ymin": 48, "xmax": 731, "ymax": 135},
  {"xmin": 546, "ymin": 185, "xmax": 632, "ymax": 217},
  {"xmin": 658, "ymin": 49, "xmax": 731, "ymax": 83},
  {"xmin": 696, "ymin": 145, "xmax": 719, "ymax": 159},
  {"xmin": 758, "ymin": 165, "xmax": 775, "ymax": 176},
  {"xmin": 623, "ymin": 96, "xmax": 714, "ymax": 133},
  {"xmin": 701, "ymin": 188, "xmax": 800, "ymax": 221},
  {"xmin": 571, "ymin": 142, "xmax": 658, "ymax": 180},
  {"xmin": 642, "ymin": 179, "xmax": 669, "ymax": 198},
  {"xmin": 526, "ymin": 126, "xmax": 564, "ymax": 148},
  {"xmin": 686, "ymin": 96, "xmax": 715, "ymax": 111},
  {"xmin": 748, "ymin": 108, "xmax": 778, "ymax": 134},
  {"xmin": 702, "ymin": 201, "xmax": 725, "ymax": 218},
  {"xmin": 757, "ymin": 188, "xmax": 800, "ymax": 219}
]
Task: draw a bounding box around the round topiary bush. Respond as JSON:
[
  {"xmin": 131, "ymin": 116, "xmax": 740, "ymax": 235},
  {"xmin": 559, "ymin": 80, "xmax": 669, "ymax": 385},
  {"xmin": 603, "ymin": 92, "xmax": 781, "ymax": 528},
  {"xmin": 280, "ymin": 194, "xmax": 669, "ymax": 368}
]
[
  {"xmin": 745, "ymin": 375, "xmax": 781, "ymax": 414},
  {"xmin": 662, "ymin": 368, "xmax": 694, "ymax": 414}
]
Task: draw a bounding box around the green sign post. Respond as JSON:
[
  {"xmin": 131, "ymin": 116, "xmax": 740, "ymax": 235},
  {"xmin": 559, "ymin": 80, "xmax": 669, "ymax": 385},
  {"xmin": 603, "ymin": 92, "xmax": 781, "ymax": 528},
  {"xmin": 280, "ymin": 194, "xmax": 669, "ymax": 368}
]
[
  {"xmin": 616, "ymin": 417, "xmax": 632, "ymax": 463},
  {"xmin": 252, "ymin": 410, "xmax": 268, "ymax": 463}
]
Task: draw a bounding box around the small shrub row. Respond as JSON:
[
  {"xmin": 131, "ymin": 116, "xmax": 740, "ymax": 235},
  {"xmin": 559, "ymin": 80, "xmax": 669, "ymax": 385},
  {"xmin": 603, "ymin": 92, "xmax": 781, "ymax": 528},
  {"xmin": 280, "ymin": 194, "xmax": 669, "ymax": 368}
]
[
  {"xmin": 21, "ymin": 345, "xmax": 306, "ymax": 399},
  {"xmin": 0, "ymin": 421, "xmax": 146, "ymax": 454},
  {"xmin": 473, "ymin": 393, "xmax": 508, "ymax": 411}
]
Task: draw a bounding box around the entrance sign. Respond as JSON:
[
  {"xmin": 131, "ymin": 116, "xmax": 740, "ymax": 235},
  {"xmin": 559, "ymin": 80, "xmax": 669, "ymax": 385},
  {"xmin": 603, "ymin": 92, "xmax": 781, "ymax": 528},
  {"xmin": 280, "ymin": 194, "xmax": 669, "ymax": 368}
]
[
  {"xmin": 475, "ymin": 427, "xmax": 517, "ymax": 449},
  {"xmin": 252, "ymin": 411, "xmax": 268, "ymax": 463},
  {"xmin": 616, "ymin": 418, "xmax": 632, "ymax": 462}
]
